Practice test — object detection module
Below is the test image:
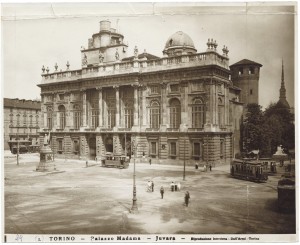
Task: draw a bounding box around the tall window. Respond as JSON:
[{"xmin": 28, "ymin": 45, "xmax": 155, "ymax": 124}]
[
  {"xmin": 90, "ymin": 102, "xmax": 99, "ymax": 128},
  {"xmin": 193, "ymin": 142, "xmax": 202, "ymax": 160},
  {"xmin": 58, "ymin": 105, "xmax": 66, "ymax": 129},
  {"xmin": 73, "ymin": 139, "xmax": 80, "ymax": 155},
  {"xmin": 23, "ymin": 113, "xmax": 27, "ymax": 126},
  {"xmin": 16, "ymin": 114, "xmax": 20, "ymax": 126},
  {"xmin": 218, "ymin": 98, "xmax": 224, "ymax": 127},
  {"xmin": 150, "ymin": 142, "xmax": 157, "ymax": 158},
  {"xmin": 150, "ymin": 101, "xmax": 160, "ymax": 129},
  {"xmin": 57, "ymin": 139, "xmax": 63, "ymax": 154},
  {"xmin": 150, "ymin": 85, "xmax": 159, "ymax": 94},
  {"xmin": 108, "ymin": 109, "xmax": 116, "ymax": 128},
  {"xmin": 105, "ymin": 89, "xmax": 116, "ymax": 128},
  {"xmin": 169, "ymin": 142, "xmax": 177, "ymax": 159},
  {"xmin": 220, "ymin": 140, "xmax": 224, "ymax": 159},
  {"xmin": 29, "ymin": 115, "xmax": 33, "ymax": 126},
  {"xmin": 169, "ymin": 98, "xmax": 181, "ymax": 128},
  {"xmin": 9, "ymin": 113, "xmax": 13, "ymax": 125},
  {"xmin": 124, "ymin": 107, "xmax": 133, "ymax": 128},
  {"xmin": 192, "ymin": 98, "xmax": 205, "ymax": 128},
  {"xmin": 47, "ymin": 108, "xmax": 53, "ymax": 129},
  {"xmin": 73, "ymin": 104, "xmax": 81, "ymax": 130}
]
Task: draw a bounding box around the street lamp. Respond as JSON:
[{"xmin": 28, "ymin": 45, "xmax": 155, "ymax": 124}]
[
  {"xmin": 183, "ymin": 138, "xmax": 186, "ymax": 181},
  {"xmin": 131, "ymin": 140, "xmax": 138, "ymax": 213}
]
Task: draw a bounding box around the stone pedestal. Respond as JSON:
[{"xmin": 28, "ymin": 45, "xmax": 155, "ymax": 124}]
[{"xmin": 36, "ymin": 145, "xmax": 56, "ymax": 172}]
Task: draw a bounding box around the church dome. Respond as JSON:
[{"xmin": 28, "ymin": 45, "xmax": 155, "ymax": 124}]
[{"xmin": 163, "ymin": 31, "xmax": 197, "ymax": 56}]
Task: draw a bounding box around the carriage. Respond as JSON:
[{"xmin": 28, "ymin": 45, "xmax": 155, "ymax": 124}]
[
  {"xmin": 230, "ymin": 159, "xmax": 268, "ymax": 182},
  {"xmin": 101, "ymin": 152, "xmax": 129, "ymax": 169}
]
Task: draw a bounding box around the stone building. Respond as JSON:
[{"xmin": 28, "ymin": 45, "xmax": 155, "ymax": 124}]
[
  {"xmin": 3, "ymin": 98, "xmax": 41, "ymax": 152},
  {"xmin": 38, "ymin": 20, "xmax": 244, "ymax": 165}
]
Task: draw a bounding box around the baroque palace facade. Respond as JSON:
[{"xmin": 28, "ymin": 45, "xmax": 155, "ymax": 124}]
[{"xmin": 38, "ymin": 20, "xmax": 246, "ymax": 165}]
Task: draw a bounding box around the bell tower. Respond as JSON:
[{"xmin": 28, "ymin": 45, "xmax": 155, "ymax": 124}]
[{"xmin": 230, "ymin": 59, "xmax": 262, "ymax": 105}]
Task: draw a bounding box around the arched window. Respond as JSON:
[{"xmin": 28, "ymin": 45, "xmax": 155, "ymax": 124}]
[
  {"xmin": 47, "ymin": 107, "xmax": 53, "ymax": 129},
  {"xmin": 218, "ymin": 98, "xmax": 224, "ymax": 127},
  {"xmin": 192, "ymin": 98, "xmax": 205, "ymax": 128},
  {"xmin": 58, "ymin": 105, "xmax": 66, "ymax": 129},
  {"xmin": 73, "ymin": 104, "xmax": 81, "ymax": 130},
  {"xmin": 150, "ymin": 101, "xmax": 160, "ymax": 129},
  {"xmin": 169, "ymin": 98, "xmax": 181, "ymax": 128}
]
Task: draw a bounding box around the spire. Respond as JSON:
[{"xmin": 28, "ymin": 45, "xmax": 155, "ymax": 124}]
[
  {"xmin": 277, "ymin": 59, "xmax": 290, "ymax": 108},
  {"xmin": 280, "ymin": 59, "xmax": 286, "ymax": 100}
]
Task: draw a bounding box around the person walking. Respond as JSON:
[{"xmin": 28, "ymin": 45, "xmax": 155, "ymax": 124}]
[
  {"xmin": 185, "ymin": 191, "xmax": 190, "ymax": 207},
  {"xmin": 160, "ymin": 186, "xmax": 164, "ymax": 199},
  {"xmin": 151, "ymin": 181, "xmax": 154, "ymax": 192},
  {"xmin": 209, "ymin": 164, "xmax": 212, "ymax": 171}
]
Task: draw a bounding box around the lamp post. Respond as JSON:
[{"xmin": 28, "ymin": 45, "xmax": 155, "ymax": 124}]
[
  {"xmin": 183, "ymin": 138, "xmax": 186, "ymax": 181},
  {"xmin": 206, "ymin": 135, "xmax": 209, "ymax": 167},
  {"xmin": 131, "ymin": 140, "xmax": 138, "ymax": 213},
  {"xmin": 16, "ymin": 134, "xmax": 19, "ymax": 166}
]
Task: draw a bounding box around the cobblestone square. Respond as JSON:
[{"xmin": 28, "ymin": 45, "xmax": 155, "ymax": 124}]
[{"xmin": 4, "ymin": 154, "xmax": 295, "ymax": 234}]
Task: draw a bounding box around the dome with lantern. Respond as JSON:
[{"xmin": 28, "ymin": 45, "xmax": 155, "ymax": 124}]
[{"xmin": 163, "ymin": 31, "xmax": 197, "ymax": 57}]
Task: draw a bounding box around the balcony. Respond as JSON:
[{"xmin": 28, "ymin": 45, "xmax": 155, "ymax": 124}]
[
  {"xmin": 41, "ymin": 51, "xmax": 229, "ymax": 85},
  {"xmin": 188, "ymin": 128, "xmax": 204, "ymax": 132},
  {"xmin": 146, "ymin": 128, "xmax": 160, "ymax": 132},
  {"xmin": 166, "ymin": 128, "xmax": 180, "ymax": 132}
]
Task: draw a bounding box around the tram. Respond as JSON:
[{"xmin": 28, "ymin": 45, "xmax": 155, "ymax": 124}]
[
  {"xmin": 260, "ymin": 158, "xmax": 277, "ymax": 174},
  {"xmin": 230, "ymin": 159, "xmax": 268, "ymax": 182},
  {"xmin": 101, "ymin": 152, "xmax": 130, "ymax": 169}
]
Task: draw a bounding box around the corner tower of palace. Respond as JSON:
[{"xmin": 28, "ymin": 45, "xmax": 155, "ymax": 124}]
[{"xmin": 38, "ymin": 20, "xmax": 244, "ymax": 165}]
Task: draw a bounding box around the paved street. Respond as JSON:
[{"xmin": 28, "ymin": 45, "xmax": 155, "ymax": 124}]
[{"xmin": 4, "ymin": 154, "xmax": 295, "ymax": 234}]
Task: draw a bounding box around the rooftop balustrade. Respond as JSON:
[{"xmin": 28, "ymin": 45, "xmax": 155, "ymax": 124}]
[{"xmin": 41, "ymin": 51, "xmax": 229, "ymax": 84}]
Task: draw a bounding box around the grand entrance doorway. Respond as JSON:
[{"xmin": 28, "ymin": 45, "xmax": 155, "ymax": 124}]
[
  {"xmin": 105, "ymin": 137, "xmax": 113, "ymax": 153},
  {"xmin": 88, "ymin": 137, "xmax": 96, "ymax": 160}
]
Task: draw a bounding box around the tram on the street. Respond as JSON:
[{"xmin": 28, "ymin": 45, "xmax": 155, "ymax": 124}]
[
  {"xmin": 101, "ymin": 152, "xmax": 130, "ymax": 169},
  {"xmin": 260, "ymin": 158, "xmax": 277, "ymax": 174},
  {"xmin": 230, "ymin": 159, "xmax": 268, "ymax": 182}
]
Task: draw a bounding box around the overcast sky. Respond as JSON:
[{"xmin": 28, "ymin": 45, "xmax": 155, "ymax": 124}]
[{"xmin": 1, "ymin": 3, "xmax": 296, "ymax": 109}]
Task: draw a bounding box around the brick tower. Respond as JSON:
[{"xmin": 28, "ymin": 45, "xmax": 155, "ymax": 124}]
[{"xmin": 230, "ymin": 59, "xmax": 262, "ymax": 105}]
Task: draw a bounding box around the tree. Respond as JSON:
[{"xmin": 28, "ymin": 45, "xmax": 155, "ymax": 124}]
[
  {"xmin": 263, "ymin": 103, "xmax": 295, "ymax": 153},
  {"xmin": 241, "ymin": 103, "xmax": 263, "ymax": 153}
]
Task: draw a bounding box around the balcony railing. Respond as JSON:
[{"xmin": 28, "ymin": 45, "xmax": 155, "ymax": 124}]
[{"xmin": 188, "ymin": 128, "xmax": 204, "ymax": 132}]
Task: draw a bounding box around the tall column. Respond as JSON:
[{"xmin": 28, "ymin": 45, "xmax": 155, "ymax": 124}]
[
  {"xmin": 81, "ymin": 89, "xmax": 87, "ymax": 127},
  {"xmin": 97, "ymin": 87, "xmax": 103, "ymax": 127},
  {"xmin": 114, "ymin": 86, "xmax": 120, "ymax": 127},
  {"xmin": 160, "ymin": 82, "xmax": 168, "ymax": 128},
  {"xmin": 142, "ymin": 86, "xmax": 147, "ymax": 127},
  {"xmin": 66, "ymin": 92, "xmax": 72, "ymax": 128},
  {"xmin": 133, "ymin": 84, "xmax": 139, "ymax": 126}
]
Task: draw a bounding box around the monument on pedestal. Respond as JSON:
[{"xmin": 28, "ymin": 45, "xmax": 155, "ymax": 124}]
[{"xmin": 36, "ymin": 132, "xmax": 56, "ymax": 172}]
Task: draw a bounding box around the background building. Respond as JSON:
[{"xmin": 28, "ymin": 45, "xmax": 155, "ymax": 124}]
[
  {"xmin": 4, "ymin": 98, "xmax": 41, "ymax": 152},
  {"xmin": 38, "ymin": 20, "xmax": 248, "ymax": 165}
]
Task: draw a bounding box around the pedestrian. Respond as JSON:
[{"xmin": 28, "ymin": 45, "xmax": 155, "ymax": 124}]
[
  {"xmin": 203, "ymin": 164, "xmax": 207, "ymax": 172},
  {"xmin": 185, "ymin": 191, "xmax": 190, "ymax": 207},
  {"xmin": 160, "ymin": 186, "xmax": 164, "ymax": 199},
  {"xmin": 149, "ymin": 158, "xmax": 152, "ymax": 165},
  {"xmin": 147, "ymin": 180, "xmax": 151, "ymax": 192},
  {"xmin": 195, "ymin": 162, "xmax": 199, "ymax": 170},
  {"xmin": 209, "ymin": 164, "xmax": 212, "ymax": 171},
  {"xmin": 170, "ymin": 181, "xmax": 175, "ymax": 192},
  {"xmin": 177, "ymin": 182, "xmax": 181, "ymax": 191},
  {"xmin": 151, "ymin": 181, "xmax": 154, "ymax": 192}
]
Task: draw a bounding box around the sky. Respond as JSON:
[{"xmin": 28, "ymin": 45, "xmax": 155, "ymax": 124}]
[{"xmin": 1, "ymin": 2, "xmax": 296, "ymax": 109}]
